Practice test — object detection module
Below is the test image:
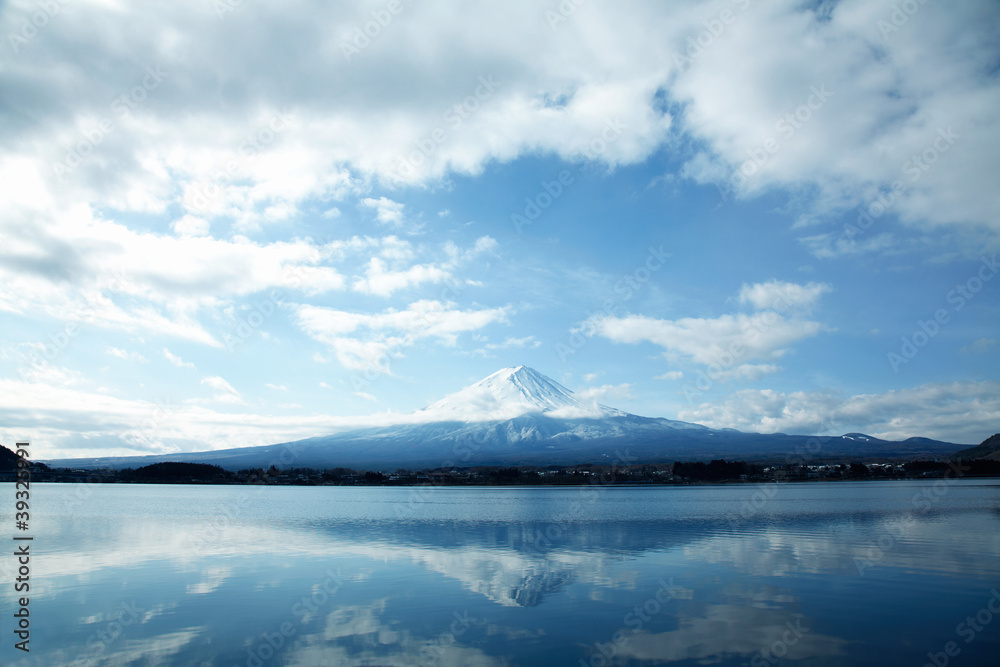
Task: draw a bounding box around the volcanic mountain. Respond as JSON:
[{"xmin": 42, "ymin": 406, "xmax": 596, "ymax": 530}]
[
  {"xmin": 47, "ymin": 366, "xmax": 966, "ymax": 470},
  {"xmin": 414, "ymin": 365, "xmax": 627, "ymax": 421}
]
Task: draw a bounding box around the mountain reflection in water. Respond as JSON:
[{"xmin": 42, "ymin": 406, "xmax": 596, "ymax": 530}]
[{"xmin": 10, "ymin": 481, "xmax": 1000, "ymax": 666}]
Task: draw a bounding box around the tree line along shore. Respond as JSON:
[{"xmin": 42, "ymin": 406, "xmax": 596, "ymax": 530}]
[{"xmin": 3, "ymin": 457, "xmax": 998, "ymax": 486}]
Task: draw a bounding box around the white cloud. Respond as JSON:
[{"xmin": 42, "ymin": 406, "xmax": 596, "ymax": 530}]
[
  {"xmin": 678, "ymin": 381, "xmax": 1000, "ymax": 444},
  {"xmin": 107, "ymin": 347, "xmax": 147, "ymax": 363},
  {"xmin": 588, "ymin": 312, "xmax": 826, "ymax": 370},
  {"xmin": 472, "ymin": 335, "xmax": 541, "ymax": 357},
  {"xmin": 0, "ymin": 1, "xmax": 677, "ymax": 238},
  {"xmin": 798, "ymin": 232, "xmax": 901, "ymax": 259},
  {"xmin": 462, "ymin": 235, "xmax": 500, "ymax": 258},
  {"xmin": 0, "ymin": 377, "xmax": 389, "ymax": 458},
  {"xmin": 673, "ymin": 1, "xmax": 1000, "ymax": 236},
  {"xmin": 374, "ymin": 236, "xmax": 416, "ymax": 263},
  {"xmin": 360, "ymin": 197, "xmax": 406, "ymax": 226},
  {"xmin": 738, "ymin": 281, "xmax": 831, "ymax": 311},
  {"xmin": 163, "ymin": 349, "xmax": 195, "ymax": 369},
  {"xmin": 588, "ymin": 281, "xmax": 830, "ymax": 382},
  {"xmin": 352, "ymin": 257, "xmax": 451, "ymax": 297},
  {"xmin": 170, "ymin": 215, "xmax": 210, "ymax": 237},
  {"xmin": 655, "ymin": 371, "xmax": 683, "ymax": 381},
  {"xmin": 709, "ymin": 363, "xmax": 781, "ymax": 383},
  {"xmin": 265, "ymin": 383, "xmax": 288, "ymax": 392},
  {"xmin": 15, "ymin": 358, "xmax": 89, "ymax": 389},
  {"xmin": 0, "ymin": 207, "xmax": 345, "ymax": 347},
  {"xmin": 583, "ymin": 372, "xmax": 600, "ymax": 382},
  {"xmin": 575, "ymin": 383, "xmax": 633, "ymax": 403},
  {"xmin": 295, "ymin": 300, "xmax": 511, "ymax": 372},
  {"xmin": 344, "ymin": 234, "xmax": 496, "ymax": 297},
  {"xmin": 200, "ymin": 376, "xmax": 243, "ymax": 405},
  {"xmin": 0, "ymin": 0, "xmax": 993, "ymax": 246},
  {"xmin": 492, "ymin": 336, "xmax": 540, "ymax": 349}
]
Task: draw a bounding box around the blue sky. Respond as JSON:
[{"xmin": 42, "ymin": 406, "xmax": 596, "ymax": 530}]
[{"xmin": 1, "ymin": 0, "xmax": 998, "ymax": 458}]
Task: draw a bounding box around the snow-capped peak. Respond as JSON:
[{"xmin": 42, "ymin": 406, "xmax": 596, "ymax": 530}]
[{"xmin": 417, "ymin": 366, "xmax": 626, "ymax": 422}]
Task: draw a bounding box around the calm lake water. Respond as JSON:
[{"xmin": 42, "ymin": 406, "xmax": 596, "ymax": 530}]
[{"xmin": 3, "ymin": 480, "xmax": 999, "ymax": 666}]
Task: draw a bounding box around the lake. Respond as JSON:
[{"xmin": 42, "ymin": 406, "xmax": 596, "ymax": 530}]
[{"xmin": 3, "ymin": 479, "xmax": 999, "ymax": 666}]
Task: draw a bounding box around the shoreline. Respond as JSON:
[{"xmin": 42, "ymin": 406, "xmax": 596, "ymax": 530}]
[{"xmin": 10, "ymin": 472, "xmax": 1000, "ymax": 488}]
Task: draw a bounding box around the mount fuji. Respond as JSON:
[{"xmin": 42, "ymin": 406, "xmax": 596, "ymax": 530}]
[
  {"xmin": 47, "ymin": 366, "xmax": 965, "ymax": 470},
  {"xmin": 415, "ymin": 366, "xmax": 628, "ymax": 421}
]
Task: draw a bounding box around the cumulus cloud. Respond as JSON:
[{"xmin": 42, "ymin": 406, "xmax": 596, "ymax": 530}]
[
  {"xmin": 200, "ymin": 376, "xmax": 243, "ymax": 405},
  {"xmin": 360, "ymin": 197, "xmax": 406, "ymax": 226},
  {"xmin": 674, "ymin": 0, "xmax": 1000, "ymax": 235},
  {"xmin": 0, "ymin": 0, "xmax": 994, "ymax": 243},
  {"xmin": 352, "ymin": 257, "xmax": 450, "ymax": 297},
  {"xmin": 0, "ymin": 0, "xmax": 678, "ymax": 235},
  {"xmin": 347, "ymin": 234, "xmax": 496, "ymax": 297},
  {"xmin": 0, "ymin": 0, "xmax": 992, "ymax": 370},
  {"xmin": 587, "ymin": 280, "xmax": 830, "ymax": 382},
  {"xmin": 0, "ymin": 207, "xmax": 345, "ymax": 347},
  {"xmin": 575, "ymin": 383, "xmax": 633, "ymax": 403},
  {"xmin": 163, "ymin": 349, "xmax": 195, "ymax": 368},
  {"xmin": 678, "ymin": 380, "xmax": 1000, "ymax": 444},
  {"xmin": 107, "ymin": 347, "xmax": 147, "ymax": 363},
  {"xmin": 738, "ymin": 281, "xmax": 831, "ymax": 311},
  {"xmin": 589, "ymin": 312, "xmax": 825, "ymax": 370},
  {"xmin": 170, "ymin": 215, "xmax": 211, "ymax": 237},
  {"xmin": 295, "ymin": 300, "xmax": 511, "ymax": 372}
]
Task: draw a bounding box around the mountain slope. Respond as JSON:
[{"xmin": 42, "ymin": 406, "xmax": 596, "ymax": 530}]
[
  {"xmin": 416, "ymin": 365, "xmax": 625, "ymax": 420},
  {"xmin": 951, "ymin": 433, "xmax": 1000, "ymax": 461},
  {"xmin": 46, "ymin": 366, "xmax": 968, "ymax": 470}
]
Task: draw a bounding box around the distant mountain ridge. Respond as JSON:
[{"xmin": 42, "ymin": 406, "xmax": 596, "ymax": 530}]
[
  {"xmin": 0, "ymin": 443, "xmax": 21, "ymax": 470},
  {"xmin": 951, "ymin": 433, "xmax": 1000, "ymax": 461},
  {"xmin": 46, "ymin": 366, "xmax": 969, "ymax": 471}
]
